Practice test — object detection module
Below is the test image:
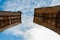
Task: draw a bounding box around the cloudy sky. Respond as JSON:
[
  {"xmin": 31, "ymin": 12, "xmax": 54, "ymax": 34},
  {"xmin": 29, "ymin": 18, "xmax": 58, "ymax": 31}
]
[{"xmin": 0, "ymin": 0, "xmax": 60, "ymax": 40}]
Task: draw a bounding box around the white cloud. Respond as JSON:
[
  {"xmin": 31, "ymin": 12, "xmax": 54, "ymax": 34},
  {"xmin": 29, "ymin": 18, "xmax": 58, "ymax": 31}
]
[
  {"xmin": 3, "ymin": 24, "xmax": 24, "ymax": 36},
  {"xmin": 3, "ymin": 22, "xmax": 60, "ymax": 40},
  {"xmin": 50, "ymin": 0, "xmax": 60, "ymax": 6},
  {"xmin": 26, "ymin": 23, "xmax": 60, "ymax": 40},
  {"xmin": 2, "ymin": 0, "xmax": 60, "ymax": 40},
  {"xmin": 3, "ymin": 0, "xmax": 52, "ymax": 11}
]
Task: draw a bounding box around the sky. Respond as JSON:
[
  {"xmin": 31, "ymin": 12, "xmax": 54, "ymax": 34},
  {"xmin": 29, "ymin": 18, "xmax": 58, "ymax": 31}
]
[{"xmin": 0, "ymin": 0, "xmax": 60, "ymax": 40}]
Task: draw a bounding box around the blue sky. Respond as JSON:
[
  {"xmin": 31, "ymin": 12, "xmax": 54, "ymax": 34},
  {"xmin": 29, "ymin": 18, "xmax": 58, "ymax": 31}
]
[{"xmin": 0, "ymin": 0, "xmax": 60, "ymax": 40}]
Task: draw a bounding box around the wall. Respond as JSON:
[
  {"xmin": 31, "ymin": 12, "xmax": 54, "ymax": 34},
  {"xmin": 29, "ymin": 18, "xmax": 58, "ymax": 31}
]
[{"xmin": 0, "ymin": 11, "xmax": 21, "ymax": 31}]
